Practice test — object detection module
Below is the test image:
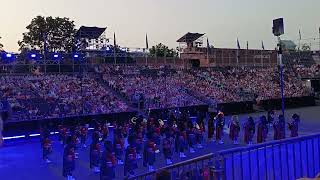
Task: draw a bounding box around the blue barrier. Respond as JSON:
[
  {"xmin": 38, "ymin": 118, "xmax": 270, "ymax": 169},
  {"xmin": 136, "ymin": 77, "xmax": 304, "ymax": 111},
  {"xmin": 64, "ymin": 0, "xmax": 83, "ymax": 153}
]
[
  {"xmin": 129, "ymin": 133, "xmax": 320, "ymax": 180},
  {"xmin": 219, "ymin": 133, "xmax": 320, "ymax": 180}
]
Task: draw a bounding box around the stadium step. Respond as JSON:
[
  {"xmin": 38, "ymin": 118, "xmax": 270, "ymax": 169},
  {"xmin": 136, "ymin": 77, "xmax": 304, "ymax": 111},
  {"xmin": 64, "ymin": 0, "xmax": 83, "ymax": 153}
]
[{"xmin": 253, "ymin": 104, "xmax": 265, "ymax": 112}]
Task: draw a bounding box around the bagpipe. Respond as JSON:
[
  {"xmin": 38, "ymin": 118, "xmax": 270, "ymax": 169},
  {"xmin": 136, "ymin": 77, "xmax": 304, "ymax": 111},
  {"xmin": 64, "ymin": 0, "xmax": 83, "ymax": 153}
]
[
  {"xmin": 158, "ymin": 119, "xmax": 165, "ymax": 127},
  {"xmin": 131, "ymin": 117, "xmax": 137, "ymax": 125},
  {"xmin": 106, "ymin": 153, "xmax": 116, "ymax": 166},
  {"xmin": 127, "ymin": 147, "xmax": 137, "ymax": 160}
]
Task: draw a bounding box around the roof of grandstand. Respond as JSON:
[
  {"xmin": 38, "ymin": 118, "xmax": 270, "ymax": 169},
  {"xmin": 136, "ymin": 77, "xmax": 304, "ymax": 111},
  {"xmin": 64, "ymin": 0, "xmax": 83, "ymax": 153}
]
[
  {"xmin": 75, "ymin": 26, "xmax": 107, "ymax": 39},
  {"xmin": 177, "ymin": 32, "xmax": 205, "ymax": 43}
]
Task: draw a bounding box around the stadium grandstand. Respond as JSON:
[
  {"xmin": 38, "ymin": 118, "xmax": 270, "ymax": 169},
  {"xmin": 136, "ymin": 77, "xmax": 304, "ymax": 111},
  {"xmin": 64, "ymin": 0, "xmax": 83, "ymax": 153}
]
[{"xmin": 1, "ymin": 28, "xmax": 320, "ymax": 180}]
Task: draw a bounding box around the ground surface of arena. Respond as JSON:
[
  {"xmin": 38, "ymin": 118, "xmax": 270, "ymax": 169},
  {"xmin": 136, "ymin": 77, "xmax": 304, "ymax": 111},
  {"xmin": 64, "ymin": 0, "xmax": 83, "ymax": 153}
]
[{"xmin": 1, "ymin": 106, "xmax": 320, "ymax": 180}]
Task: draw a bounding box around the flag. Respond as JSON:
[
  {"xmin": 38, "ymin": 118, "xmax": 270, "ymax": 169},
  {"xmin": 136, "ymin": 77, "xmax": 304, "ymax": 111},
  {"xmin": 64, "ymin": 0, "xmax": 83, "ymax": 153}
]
[
  {"xmin": 43, "ymin": 32, "xmax": 47, "ymax": 54},
  {"xmin": 113, "ymin": 32, "xmax": 117, "ymax": 50},
  {"xmin": 237, "ymin": 38, "xmax": 241, "ymax": 49},
  {"xmin": 146, "ymin": 33, "xmax": 149, "ymax": 49},
  {"xmin": 299, "ymin": 29, "xmax": 302, "ymax": 40},
  {"xmin": 261, "ymin": 40, "xmax": 265, "ymax": 50},
  {"xmin": 246, "ymin": 41, "xmax": 249, "ymax": 50},
  {"xmin": 207, "ymin": 38, "xmax": 210, "ymax": 54}
]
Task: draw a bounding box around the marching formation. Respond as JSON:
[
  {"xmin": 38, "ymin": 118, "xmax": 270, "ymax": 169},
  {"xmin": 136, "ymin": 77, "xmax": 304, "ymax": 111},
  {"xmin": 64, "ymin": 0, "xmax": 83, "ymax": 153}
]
[{"xmin": 39, "ymin": 110, "xmax": 300, "ymax": 180}]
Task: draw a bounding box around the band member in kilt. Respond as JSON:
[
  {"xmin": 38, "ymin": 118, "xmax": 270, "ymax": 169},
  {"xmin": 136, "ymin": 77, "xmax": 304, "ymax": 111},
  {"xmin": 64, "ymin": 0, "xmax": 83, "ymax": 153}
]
[
  {"xmin": 80, "ymin": 124, "xmax": 88, "ymax": 148},
  {"xmin": 62, "ymin": 136, "xmax": 76, "ymax": 180},
  {"xmin": 100, "ymin": 141, "xmax": 116, "ymax": 180},
  {"xmin": 244, "ymin": 116, "xmax": 255, "ymax": 145},
  {"xmin": 187, "ymin": 121, "xmax": 196, "ymax": 153},
  {"xmin": 195, "ymin": 120, "xmax": 205, "ymax": 148},
  {"xmin": 257, "ymin": 115, "xmax": 268, "ymax": 143},
  {"xmin": 267, "ymin": 110, "xmax": 275, "ymax": 127},
  {"xmin": 215, "ymin": 112, "xmax": 225, "ymax": 144},
  {"xmin": 175, "ymin": 125, "xmax": 187, "ymax": 158},
  {"xmin": 163, "ymin": 129, "xmax": 174, "ymax": 165},
  {"xmin": 288, "ymin": 114, "xmax": 300, "ymax": 137},
  {"xmin": 278, "ymin": 115, "xmax": 286, "ymax": 139},
  {"xmin": 124, "ymin": 143, "xmax": 138, "ymax": 177},
  {"xmin": 40, "ymin": 124, "xmax": 52, "ymax": 163},
  {"xmin": 207, "ymin": 112, "xmax": 215, "ymax": 142},
  {"xmin": 90, "ymin": 141, "xmax": 102, "ymax": 173},
  {"xmin": 143, "ymin": 132, "xmax": 157, "ymax": 172},
  {"xmin": 229, "ymin": 115, "xmax": 241, "ymax": 144},
  {"xmin": 42, "ymin": 136, "xmax": 53, "ymax": 163},
  {"xmin": 114, "ymin": 126, "xmax": 125, "ymax": 165},
  {"xmin": 135, "ymin": 126, "xmax": 144, "ymax": 159}
]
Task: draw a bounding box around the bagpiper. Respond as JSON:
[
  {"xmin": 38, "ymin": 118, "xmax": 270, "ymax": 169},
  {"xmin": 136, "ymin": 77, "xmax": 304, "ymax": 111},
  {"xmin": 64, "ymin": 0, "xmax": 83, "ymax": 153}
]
[
  {"xmin": 207, "ymin": 112, "xmax": 215, "ymax": 142},
  {"xmin": 267, "ymin": 110, "xmax": 275, "ymax": 127},
  {"xmin": 42, "ymin": 137, "xmax": 53, "ymax": 163},
  {"xmin": 124, "ymin": 143, "xmax": 138, "ymax": 177},
  {"xmin": 62, "ymin": 136, "xmax": 76, "ymax": 180},
  {"xmin": 195, "ymin": 120, "xmax": 205, "ymax": 148},
  {"xmin": 257, "ymin": 115, "xmax": 268, "ymax": 143},
  {"xmin": 114, "ymin": 126, "xmax": 124, "ymax": 165},
  {"xmin": 100, "ymin": 141, "xmax": 116, "ymax": 180},
  {"xmin": 215, "ymin": 112, "xmax": 225, "ymax": 144},
  {"xmin": 187, "ymin": 122, "xmax": 196, "ymax": 153},
  {"xmin": 244, "ymin": 116, "xmax": 255, "ymax": 145},
  {"xmin": 80, "ymin": 124, "xmax": 88, "ymax": 148},
  {"xmin": 143, "ymin": 132, "xmax": 157, "ymax": 172},
  {"xmin": 229, "ymin": 115, "xmax": 241, "ymax": 144},
  {"xmin": 163, "ymin": 129, "xmax": 174, "ymax": 165},
  {"xmin": 59, "ymin": 125, "xmax": 68, "ymax": 146},
  {"xmin": 278, "ymin": 114, "xmax": 286, "ymax": 139},
  {"xmin": 288, "ymin": 114, "xmax": 300, "ymax": 137},
  {"xmin": 90, "ymin": 141, "xmax": 102, "ymax": 173},
  {"xmin": 175, "ymin": 125, "xmax": 187, "ymax": 158}
]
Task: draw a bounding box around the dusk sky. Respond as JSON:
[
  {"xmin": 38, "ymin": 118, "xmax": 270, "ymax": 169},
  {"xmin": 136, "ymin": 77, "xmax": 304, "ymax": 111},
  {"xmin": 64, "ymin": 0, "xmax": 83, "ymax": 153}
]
[{"xmin": 0, "ymin": 0, "xmax": 319, "ymax": 52}]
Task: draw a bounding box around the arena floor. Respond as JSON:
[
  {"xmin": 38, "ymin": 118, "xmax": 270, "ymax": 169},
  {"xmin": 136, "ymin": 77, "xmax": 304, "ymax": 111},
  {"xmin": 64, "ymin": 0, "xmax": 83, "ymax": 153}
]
[{"xmin": 1, "ymin": 106, "xmax": 320, "ymax": 180}]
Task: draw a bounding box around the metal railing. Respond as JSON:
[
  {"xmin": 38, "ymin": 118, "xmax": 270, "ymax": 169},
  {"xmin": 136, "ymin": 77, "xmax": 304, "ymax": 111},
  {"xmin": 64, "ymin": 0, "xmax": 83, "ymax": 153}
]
[
  {"xmin": 219, "ymin": 133, "xmax": 320, "ymax": 180},
  {"xmin": 129, "ymin": 133, "xmax": 320, "ymax": 180},
  {"xmin": 127, "ymin": 153, "xmax": 220, "ymax": 180}
]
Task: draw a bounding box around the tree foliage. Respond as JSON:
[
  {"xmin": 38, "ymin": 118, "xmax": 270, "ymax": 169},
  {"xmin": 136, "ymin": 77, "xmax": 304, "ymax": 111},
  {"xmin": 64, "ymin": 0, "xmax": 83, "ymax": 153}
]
[
  {"xmin": 149, "ymin": 43, "xmax": 178, "ymax": 57},
  {"xmin": 18, "ymin": 16, "xmax": 77, "ymax": 52}
]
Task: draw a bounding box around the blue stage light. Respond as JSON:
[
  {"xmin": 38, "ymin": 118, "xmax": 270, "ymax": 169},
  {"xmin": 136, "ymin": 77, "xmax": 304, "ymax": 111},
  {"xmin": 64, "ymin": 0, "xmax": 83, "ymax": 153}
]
[
  {"xmin": 53, "ymin": 54, "xmax": 59, "ymax": 58},
  {"xmin": 6, "ymin": 53, "xmax": 12, "ymax": 58},
  {"xmin": 31, "ymin": 54, "xmax": 37, "ymax": 58},
  {"xmin": 73, "ymin": 54, "xmax": 79, "ymax": 58}
]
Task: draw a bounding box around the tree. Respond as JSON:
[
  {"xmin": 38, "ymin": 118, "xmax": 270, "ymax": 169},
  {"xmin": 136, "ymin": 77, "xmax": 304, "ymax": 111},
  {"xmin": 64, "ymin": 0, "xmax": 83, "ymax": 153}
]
[
  {"xmin": 301, "ymin": 43, "xmax": 311, "ymax": 52},
  {"xmin": 18, "ymin": 16, "xmax": 77, "ymax": 52},
  {"xmin": 0, "ymin": 36, "xmax": 3, "ymax": 50},
  {"xmin": 149, "ymin": 43, "xmax": 178, "ymax": 57}
]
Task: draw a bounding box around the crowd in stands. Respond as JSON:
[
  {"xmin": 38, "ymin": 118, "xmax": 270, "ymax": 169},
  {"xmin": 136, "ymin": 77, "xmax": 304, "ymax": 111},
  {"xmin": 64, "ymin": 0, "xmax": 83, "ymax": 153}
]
[
  {"xmin": 99, "ymin": 65, "xmax": 311, "ymax": 108},
  {"xmin": 0, "ymin": 74, "xmax": 129, "ymax": 120},
  {"xmin": 294, "ymin": 64, "xmax": 320, "ymax": 78},
  {"xmin": 0, "ymin": 62, "xmax": 315, "ymax": 121}
]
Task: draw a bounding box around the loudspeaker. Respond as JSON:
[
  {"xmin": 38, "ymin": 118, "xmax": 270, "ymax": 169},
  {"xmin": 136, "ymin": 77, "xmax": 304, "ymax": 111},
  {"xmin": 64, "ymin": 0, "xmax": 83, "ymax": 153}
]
[{"xmin": 272, "ymin": 18, "xmax": 284, "ymax": 36}]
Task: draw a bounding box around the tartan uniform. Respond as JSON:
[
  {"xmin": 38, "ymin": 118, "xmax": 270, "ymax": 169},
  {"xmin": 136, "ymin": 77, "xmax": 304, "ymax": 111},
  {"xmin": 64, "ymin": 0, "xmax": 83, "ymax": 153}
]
[
  {"xmin": 124, "ymin": 145, "xmax": 138, "ymax": 177},
  {"xmin": 244, "ymin": 119, "xmax": 255, "ymax": 144},
  {"xmin": 229, "ymin": 122, "xmax": 240, "ymax": 141},
  {"xmin": 143, "ymin": 140, "xmax": 156, "ymax": 168},
  {"xmin": 100, "ymin": 151, "xmax": 116, "ymax": 180},
  {"xmin": 288, "ymin": 119, "xmax": 299, "ymax": 137},
  {"xmin": 42, "ymin": 138, "xmax": 52, "ymax": 160},
  {"xmin": 62, "ymin": 145, "xmax": 76, "ymax": 178},
  {"xmin": 90, "ymin": 143, "xmax": 102, "ymax": 169}
]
